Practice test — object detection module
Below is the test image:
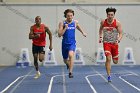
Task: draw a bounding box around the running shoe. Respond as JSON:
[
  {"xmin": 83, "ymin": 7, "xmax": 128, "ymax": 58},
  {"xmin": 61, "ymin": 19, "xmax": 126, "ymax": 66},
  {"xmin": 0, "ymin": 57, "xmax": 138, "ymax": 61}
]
[
  {"xmin": 108, "ymin": 76, "xmax": 111, "ymax": 82},
  {"xmin": 34, "ymin": 71, "xmax": 41, "ymax": 79},
  {"xmin": 69, "ymin": 72, "xmax": 73, "ymax": 78}
]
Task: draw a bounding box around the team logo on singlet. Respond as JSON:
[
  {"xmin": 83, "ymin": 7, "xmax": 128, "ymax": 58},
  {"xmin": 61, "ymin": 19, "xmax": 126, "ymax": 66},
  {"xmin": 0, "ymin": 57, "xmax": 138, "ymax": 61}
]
[{"xmin": 67, "ymin": 27, "xmax": 75, "ymax": 29}]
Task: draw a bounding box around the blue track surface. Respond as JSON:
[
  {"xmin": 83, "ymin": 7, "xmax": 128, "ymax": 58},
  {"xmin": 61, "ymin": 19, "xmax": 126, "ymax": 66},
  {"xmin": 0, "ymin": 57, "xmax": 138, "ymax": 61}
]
[{"xmin": 0, "ymin": 65, "xmax": 140, "ymax": 93}]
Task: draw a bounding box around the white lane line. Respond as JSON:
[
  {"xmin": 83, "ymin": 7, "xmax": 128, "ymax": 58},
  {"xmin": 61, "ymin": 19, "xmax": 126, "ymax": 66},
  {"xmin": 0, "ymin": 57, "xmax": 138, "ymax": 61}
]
[
  {"xmin": 119, "ymin": 73, "xmax": 140, "ymax": 92},
  {"xmin": 0, "ymin": 76, "xmax": 23, "ymax": 93},
  {"xmin": 97, "ymin": 71, "xmax": 122, "ymax": 93},
  {"xmin": 9, "ymin": 69, "xmax": 34, "ymax": 93},
  {"xmin": 47, "ymin": 74, "xmax": 67, "ymax": 93},
  {"xmin": 0, "ymin": 68, "xmax": 34, "ymax": 93},
  {"xmin": 62, "ymin": 68, "xmax": 67, "ymax": 93},
  {"xmin": 128, "ymin": 71, "xmax": 139, "ymax": 76},
  {"xmin": 85, "ymin": 74, "xmax": 102, "ymax": 93},
  {"xmin": 90, "ymin": 67, "xmax": 122, "ymax": 93},
  {"xmin": 116, "ymin": 66, "xmax": 140, "ymax": 91}
]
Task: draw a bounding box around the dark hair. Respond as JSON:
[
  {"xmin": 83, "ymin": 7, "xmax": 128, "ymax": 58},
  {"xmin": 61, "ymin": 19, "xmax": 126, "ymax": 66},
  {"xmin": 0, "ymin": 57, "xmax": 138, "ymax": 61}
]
[
  {"xmin": 35, "ymin": 16, "xmax": 41, "ymax": 20},
  {"xmin": 106, "ymin": 7, "xmax": 117, "ymax": 14},
  {"xmin": 64, "ymin": 9, "xmax": 74, "ymax": 18}
]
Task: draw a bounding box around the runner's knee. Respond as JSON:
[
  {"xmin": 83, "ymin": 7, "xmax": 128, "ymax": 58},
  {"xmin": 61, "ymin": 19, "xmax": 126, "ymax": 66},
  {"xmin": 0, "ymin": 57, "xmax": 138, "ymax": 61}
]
[
  {"xmin": 106, "ymin": 56, "xmax": 111, "ymax": 62},
  {"xmin": 113, "ymin": 59, "xmax": 118, "ymax": 64}
]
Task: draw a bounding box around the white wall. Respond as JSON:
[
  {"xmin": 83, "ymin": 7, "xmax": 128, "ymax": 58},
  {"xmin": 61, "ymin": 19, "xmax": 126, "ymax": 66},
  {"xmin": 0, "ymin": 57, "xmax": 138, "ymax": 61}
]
[
  {"xmin": 0, "ymin": 4, "xmax": 140, "ymax": 66},
  {"xmin": 4, "ymin": 0, "xmax": 64, "ymax": 3},
  {"xmin": 4, "ymin": 0, "xmax": 140, "ymax": 3}
]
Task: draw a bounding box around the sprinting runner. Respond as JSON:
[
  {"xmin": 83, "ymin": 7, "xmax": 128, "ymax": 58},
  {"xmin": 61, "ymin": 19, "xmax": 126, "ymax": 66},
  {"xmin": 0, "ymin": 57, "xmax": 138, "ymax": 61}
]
[
  {"xmin": 99, "ymin": 7, "xmax": 122, "ymax": 82},
  {"xmin": 58, "ymin": 9, "xmax": 87, "ymax": 78},
  {"xmin": 29, "ymin": 16, "xmax": 53, "ymax": 79}
]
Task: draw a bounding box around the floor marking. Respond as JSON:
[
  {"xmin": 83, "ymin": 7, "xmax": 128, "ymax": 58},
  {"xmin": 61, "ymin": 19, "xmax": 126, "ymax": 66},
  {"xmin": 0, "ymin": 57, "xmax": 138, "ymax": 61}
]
[
  {"xmin": 0, "ymin": 68, "xmax": 34, "ymax": 93},
  {"xmin": 90, "ymin": 67, "xmax": 122, "ymax": 93},
  {"xmin": 62, "ymin": 67, "xmax": 67, "ymax": 93},
  {"xmin": 47, "ymin": 74, "xmax": 67, "ymax": 93},
  {"xmin": 119, "ymin": 73, "xmax": 140, "ymax": 92},
  {"xmin": 85, "ymin": 74, "xmax": 101, "ymax": 93}
]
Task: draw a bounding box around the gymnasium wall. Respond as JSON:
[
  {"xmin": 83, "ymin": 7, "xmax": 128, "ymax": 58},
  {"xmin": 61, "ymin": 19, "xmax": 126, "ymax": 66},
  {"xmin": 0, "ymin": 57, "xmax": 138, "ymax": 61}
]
[
  {"xmin": 3, "ymin": 0, "xmax": 140, "ymax": 3},
  {"xmin": 0, "ymin": 3, "xmax": 140, "ymax": 66}
]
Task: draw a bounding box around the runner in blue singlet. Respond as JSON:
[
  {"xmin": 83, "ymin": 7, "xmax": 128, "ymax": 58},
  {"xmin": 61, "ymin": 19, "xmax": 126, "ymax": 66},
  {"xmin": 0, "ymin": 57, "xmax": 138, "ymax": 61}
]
[{"xmin": 58, "ymin": 9, "xmax": 87, "ymax": 78}]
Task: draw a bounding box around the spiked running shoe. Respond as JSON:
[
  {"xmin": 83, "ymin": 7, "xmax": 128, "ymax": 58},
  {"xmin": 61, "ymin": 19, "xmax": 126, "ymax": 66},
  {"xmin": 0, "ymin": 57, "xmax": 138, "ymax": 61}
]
[
  {"xmin": 34, "ymin": 71, "xmax": 41, "ymax": 79},
  {"xmin": 108, "ymin": 76, "xmax": 111, "ymax": 82},
  {"xmin": 69, "ymin": 73, "xmax": 73, "ymax": 78}
]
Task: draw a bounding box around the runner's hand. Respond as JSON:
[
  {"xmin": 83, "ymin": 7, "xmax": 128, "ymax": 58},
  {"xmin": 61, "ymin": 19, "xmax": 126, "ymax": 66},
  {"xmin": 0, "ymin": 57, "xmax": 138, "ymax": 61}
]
[
  {"xmin": 65, "ymin": 24, "xmax": 68, "ymax": 29},
  {"xmin": 82, "ymin": 32, "xmax": 87, "ymax": 37}
]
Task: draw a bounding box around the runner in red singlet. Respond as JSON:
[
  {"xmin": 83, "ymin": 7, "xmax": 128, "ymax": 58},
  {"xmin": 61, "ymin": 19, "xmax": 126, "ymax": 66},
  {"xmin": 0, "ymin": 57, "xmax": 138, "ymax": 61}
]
[
  {"xmin": 99, "ymin": 7, "xmax": 122, "ymax": 82},
  {"xmin": 29, "ymin": 16, "xmax": 53, "ymax": 79}
]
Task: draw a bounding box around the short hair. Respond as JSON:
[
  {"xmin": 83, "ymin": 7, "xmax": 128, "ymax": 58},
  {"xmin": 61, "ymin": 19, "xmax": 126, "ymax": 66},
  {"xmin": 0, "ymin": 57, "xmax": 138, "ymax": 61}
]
[
  {"xmin": 35, "ymin": 16, "xmax": 41, "ymax": 21},
  {"xmin": 64, "ymin": 9, "xmax": 74, "ymax": 18},
  {"xmin": 106, "ymin": 7, "xmax": 117, "ymax": 14}
]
